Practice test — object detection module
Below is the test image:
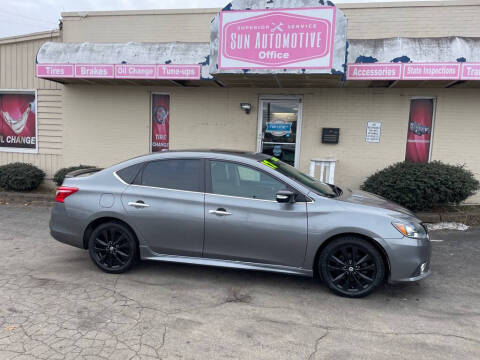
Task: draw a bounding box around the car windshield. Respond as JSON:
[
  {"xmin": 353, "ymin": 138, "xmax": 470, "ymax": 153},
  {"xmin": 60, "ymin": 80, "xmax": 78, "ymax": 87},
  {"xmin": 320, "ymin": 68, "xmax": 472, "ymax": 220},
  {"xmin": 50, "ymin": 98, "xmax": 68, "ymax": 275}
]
[{"xmin": 258, "ymin": 157, "xmax": 339, "ymax": 198}]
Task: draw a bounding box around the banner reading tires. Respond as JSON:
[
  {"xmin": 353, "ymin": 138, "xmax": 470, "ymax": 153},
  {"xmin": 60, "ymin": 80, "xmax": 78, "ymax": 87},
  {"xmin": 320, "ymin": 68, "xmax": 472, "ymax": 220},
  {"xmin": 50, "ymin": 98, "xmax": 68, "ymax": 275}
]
[
  {"xmin": 151, "ymin": 94, "xmax": 170, "ymax": 152},
  {"xmin": 0, "ymin": 92, "xmax": 37, "ymax": 153}
]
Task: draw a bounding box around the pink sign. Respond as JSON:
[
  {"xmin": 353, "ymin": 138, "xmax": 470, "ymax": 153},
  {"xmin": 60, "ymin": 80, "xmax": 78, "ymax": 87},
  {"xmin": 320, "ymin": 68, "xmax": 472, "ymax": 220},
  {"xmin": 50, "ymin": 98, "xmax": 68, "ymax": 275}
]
[
  {"xmin": 347, "ymin": 63, "xmax": 402, "ymax": 80},
  {"xmin": 461, "ymin": 63, "xmax": 480, "ymax": 80},
  {"xmin": 74, "ymin": 64, "xmax": 114, "ymax": 78},
  {"xmin": 219, "ymin": 7, "xmax": 336, "ymax": 70},
  {"xmin": 403, "ymin": 63, "xmax": 460, "ymax": 80},
  {"xmin": 115, "ymin": 64, "xmax": 156, "ymax": 79},
  {"xmin": 156, "ymin": 65, "xmax": 201, "ymax": 80},
  {"xmin": 36, "ymin": 64, "xmax": 74, "ymax": 78}
]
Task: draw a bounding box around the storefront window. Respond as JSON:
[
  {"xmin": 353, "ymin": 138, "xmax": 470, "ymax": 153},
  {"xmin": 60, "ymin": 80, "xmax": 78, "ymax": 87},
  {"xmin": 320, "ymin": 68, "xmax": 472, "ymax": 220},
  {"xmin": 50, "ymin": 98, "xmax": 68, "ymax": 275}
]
[
  {"xmin": 258, "ymin": 99, "xmax": 301, "ymax": 167},
  {"xmin": 405, "ymin": 98, "xmax": 435, "ymax": 163}
]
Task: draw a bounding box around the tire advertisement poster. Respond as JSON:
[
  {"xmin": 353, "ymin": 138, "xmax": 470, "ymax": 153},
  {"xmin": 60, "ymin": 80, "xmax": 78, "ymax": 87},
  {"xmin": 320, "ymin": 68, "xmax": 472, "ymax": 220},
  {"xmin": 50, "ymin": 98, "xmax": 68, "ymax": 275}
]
[
  {"xmin": 405, "ymin": 99, "xmax": 434, "ymax": 163},
  {"xmin": 151, "ymin": 94, "xmax": 170, "ymax": 152},
  {"xmin": 0, "ymin": 92, "xmax": 37, "ymax": 153}
]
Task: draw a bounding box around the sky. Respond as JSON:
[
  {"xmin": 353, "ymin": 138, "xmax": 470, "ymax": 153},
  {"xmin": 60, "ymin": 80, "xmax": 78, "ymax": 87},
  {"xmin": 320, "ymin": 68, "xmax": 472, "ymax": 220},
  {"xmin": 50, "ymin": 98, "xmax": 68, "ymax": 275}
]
[{"xmin": 0, "ymin": 0, "xmax": 443, "ymax": 38}]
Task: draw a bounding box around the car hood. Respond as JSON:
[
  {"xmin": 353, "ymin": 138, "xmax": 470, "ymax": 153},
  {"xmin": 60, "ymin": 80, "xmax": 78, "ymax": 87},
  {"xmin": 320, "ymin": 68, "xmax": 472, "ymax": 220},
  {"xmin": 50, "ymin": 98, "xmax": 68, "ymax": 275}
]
[{"xmin": 337, "ymin": 189, "xmax": 416, "ymax": 217}]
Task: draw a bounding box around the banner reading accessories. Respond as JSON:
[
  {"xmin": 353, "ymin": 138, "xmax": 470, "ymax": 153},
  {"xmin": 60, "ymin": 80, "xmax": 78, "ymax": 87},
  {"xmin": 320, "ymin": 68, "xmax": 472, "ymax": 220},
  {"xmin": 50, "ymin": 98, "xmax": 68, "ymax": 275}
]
[
  {"xmin": 151, "ymin": 94, "xmax": 170, "ymax": 152},
  {"xmin": 0, "ymin": 92, "xmax": 37, "ymax": 153}
]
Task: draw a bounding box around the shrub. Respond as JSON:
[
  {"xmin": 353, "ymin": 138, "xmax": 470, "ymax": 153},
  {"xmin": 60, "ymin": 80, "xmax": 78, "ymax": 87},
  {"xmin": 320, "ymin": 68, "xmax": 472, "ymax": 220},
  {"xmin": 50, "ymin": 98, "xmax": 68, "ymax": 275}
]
[
  {"xmin": 361, "ymin": 161, "xmax": 480, "ymax": 211},
  {"xmin": 0, "ymin": 162, "xmax": 45, "ymax": 192},
  {"xmin": 53, "ymin": 165, "xmax": 94, "ymax": 186}
]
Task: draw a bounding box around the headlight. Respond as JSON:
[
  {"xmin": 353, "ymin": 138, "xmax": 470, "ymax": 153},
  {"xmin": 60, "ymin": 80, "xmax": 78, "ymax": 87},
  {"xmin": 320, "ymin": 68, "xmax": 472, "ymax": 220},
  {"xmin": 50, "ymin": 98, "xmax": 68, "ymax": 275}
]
[{"xmin": 392, "ymin": 222, "xmax": 428, "ymax": 239}]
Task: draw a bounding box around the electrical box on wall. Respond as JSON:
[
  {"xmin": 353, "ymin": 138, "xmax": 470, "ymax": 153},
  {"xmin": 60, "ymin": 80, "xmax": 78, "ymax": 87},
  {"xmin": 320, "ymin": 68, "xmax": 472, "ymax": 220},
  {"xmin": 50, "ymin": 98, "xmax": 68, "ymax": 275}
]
[{"xmin": 322, "ymin": 128, "xmax": 340, "ymax": 144}]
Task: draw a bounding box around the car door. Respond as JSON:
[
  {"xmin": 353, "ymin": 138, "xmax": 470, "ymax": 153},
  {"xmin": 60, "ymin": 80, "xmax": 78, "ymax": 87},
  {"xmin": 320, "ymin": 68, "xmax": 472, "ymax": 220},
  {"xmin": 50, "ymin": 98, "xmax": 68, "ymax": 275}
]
[
  {"xmin": 204, "ymin": 160, "xmax": 308, "ymax": 268},
  {"xmin": 121, "ymin": 158, "xmax": 205, "ymax": 257}
]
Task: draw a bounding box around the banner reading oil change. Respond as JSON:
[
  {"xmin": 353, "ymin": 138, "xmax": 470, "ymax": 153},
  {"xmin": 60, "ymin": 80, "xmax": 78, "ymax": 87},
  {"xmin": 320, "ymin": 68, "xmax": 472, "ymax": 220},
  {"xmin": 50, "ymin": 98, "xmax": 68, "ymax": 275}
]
[{"xmin": 0, "ymin": 92, "xmax": 37, "ymax": 153}]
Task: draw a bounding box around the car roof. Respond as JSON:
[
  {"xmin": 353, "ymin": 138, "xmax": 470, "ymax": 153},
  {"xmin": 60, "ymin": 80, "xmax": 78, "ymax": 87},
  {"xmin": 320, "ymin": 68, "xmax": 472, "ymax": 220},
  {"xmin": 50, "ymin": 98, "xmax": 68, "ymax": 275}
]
[{"xmin": 147, "ymin": 149, "xmax": 270, "ymax": 161}]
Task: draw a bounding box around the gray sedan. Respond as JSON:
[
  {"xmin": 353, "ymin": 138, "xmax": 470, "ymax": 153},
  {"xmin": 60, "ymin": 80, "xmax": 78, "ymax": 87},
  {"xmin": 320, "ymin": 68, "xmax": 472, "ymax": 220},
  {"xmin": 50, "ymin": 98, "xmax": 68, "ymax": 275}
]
[{"xmin": 50, "ymin": 150, "xmax": 431, "ymax": 298}]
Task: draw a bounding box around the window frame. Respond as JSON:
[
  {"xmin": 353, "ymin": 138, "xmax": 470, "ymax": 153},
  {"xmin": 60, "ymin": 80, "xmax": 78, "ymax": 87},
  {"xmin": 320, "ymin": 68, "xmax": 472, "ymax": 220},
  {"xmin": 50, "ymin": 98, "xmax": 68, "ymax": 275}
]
[
  {"xmin": 132, "ymin": 158, "xmax": 206, "ymax": 194},
  {"xmin": 205, "ymin": 159, "xmax": 308, "ymax": 202}
]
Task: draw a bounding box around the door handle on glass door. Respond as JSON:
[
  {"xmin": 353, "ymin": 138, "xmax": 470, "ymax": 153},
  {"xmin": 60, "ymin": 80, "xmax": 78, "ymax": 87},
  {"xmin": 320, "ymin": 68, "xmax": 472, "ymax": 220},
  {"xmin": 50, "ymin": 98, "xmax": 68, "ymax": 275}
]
[
  {"xmin": 128, "ymin": 201, "xmax": 150, "ymax": 208},
  {"xmin": 209, "ymin": 209, "xmax": 232, "ymax": 216}
]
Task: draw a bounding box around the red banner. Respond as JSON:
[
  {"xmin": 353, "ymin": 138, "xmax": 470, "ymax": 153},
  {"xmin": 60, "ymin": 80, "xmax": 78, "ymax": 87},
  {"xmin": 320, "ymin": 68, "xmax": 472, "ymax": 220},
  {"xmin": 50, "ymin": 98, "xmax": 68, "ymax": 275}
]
[
  {"xmin": 0, "ymin": 93, "xmax": 37, "ymax": 152},
  {"xmin": 151, "ymin": 94, "xmax": 170, "ymax": 152},
  {"xmin": 405, "ymin": 99, "xmax": 434, "ymax": 163}
]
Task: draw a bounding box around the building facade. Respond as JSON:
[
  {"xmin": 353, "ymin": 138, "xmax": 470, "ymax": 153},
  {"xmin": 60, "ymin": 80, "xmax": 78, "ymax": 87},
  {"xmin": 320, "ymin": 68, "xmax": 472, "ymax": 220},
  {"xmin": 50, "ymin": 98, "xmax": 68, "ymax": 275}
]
[{"xmin": 1, "ymin": 0, "xmax": 480, "ymax": 202}]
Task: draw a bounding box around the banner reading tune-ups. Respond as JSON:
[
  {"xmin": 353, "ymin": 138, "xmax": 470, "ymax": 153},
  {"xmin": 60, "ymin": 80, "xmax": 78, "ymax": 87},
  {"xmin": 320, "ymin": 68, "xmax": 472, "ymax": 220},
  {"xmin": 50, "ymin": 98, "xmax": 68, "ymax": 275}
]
[
  {"xmin": 218, "ymin": 7, "xmax": 336, "ymax": 70},
  {"xmin": 347, "ymin": 62, "xmax": 480, "ymax": 81},
  {"xmin": 0, "ymin": 92, "xmax": 37, "ymax": 153}
]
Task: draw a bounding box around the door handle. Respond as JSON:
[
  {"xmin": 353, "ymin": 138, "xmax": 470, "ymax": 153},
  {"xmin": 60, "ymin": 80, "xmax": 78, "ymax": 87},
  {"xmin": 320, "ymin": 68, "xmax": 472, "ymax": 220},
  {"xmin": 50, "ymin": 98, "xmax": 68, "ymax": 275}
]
[
  {"xmin": 209, "ymin": 209, "xmax": 232, "ymax": 216},
  {"xmin": 128, "ymin": 201, "xmax": 150, "ymax": 208}
]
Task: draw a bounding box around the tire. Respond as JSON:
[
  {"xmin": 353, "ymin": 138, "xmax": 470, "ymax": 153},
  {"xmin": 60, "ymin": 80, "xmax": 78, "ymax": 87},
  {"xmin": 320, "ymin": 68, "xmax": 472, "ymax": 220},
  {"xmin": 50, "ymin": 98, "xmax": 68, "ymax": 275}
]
[
  {"xmin": 88, "ymin": 221, "xmax": 137, "ymax": 274},
  {"xmin": 319, "ymin": 236, "xmax": 385, "ymax": 298}
]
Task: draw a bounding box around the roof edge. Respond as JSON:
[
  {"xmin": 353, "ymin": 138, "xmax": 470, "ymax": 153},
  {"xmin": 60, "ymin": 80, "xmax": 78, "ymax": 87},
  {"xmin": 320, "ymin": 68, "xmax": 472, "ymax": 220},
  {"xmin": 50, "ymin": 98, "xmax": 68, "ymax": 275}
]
[
  {"xmin": 0, "ymin": 29, "xmax": 60, "ymax": 45},
  {"xmin": 60, "ymin": 0, "xmax": 479, "ymax": 18}
]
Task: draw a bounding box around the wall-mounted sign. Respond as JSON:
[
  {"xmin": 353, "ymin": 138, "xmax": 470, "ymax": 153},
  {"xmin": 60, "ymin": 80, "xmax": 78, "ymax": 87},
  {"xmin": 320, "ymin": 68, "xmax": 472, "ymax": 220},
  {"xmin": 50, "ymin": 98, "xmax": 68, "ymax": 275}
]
[
  {"xmin": 218, "ymin": 7, "xmax": 336, "ymax": 70},
  {"xmin": 151, "ymin": 94, "xmax": 170, "ymax": 152},
  {"xmin": 461, "ymin": 63, "xmax": 480, "ymax": 80},
  {"xmin": 347, "ymin": 62, "xmax": 478, "ymax": 81},
  {"xmin": 0, "ymin": 92, "xmax": 37, "ymax": 153},
  {"xmin": 37, "ymin": 64, "xmax": 202, "ymax": 81},
  {"xmin": 406, "ymin": 99, "xmax": 434, "ymax": 163},
  {"xmin": 366, "ymin": 122, "xmax": 382, "ymax": 143},
  {"xmin": 347, "ymin": 63, "xmax": 402, "ymax": 80}
]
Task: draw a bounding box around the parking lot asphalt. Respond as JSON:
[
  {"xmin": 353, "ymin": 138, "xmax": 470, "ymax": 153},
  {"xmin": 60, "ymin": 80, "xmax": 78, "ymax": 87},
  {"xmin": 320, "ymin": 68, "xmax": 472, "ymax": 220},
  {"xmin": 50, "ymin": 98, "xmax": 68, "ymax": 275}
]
[{"xmin": 0, "ymin": 204, "xmax": 479, "ymax": 360}]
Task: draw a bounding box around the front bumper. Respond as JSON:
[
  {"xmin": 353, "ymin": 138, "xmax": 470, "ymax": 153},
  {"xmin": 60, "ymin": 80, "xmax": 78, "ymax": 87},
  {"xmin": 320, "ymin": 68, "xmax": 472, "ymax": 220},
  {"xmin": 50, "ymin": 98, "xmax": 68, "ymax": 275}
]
[{"xmin": 385, "ymin": 236, "xmax": 432, "ymax": 283}]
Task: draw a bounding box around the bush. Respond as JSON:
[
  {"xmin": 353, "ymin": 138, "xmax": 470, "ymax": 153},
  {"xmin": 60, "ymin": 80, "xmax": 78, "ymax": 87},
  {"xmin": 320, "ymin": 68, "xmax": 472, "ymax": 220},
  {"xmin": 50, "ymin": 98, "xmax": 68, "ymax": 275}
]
[
  {"xmin": 361, "ymin": 161, "xmax": 480, "ymax": 211},
  {"xmin": 0, "ymin": 162, "xmax": 45, "ymax": 192},
  {"xmin": 53, "ymin": 165, "xmax": 94, "ymax": 186}
]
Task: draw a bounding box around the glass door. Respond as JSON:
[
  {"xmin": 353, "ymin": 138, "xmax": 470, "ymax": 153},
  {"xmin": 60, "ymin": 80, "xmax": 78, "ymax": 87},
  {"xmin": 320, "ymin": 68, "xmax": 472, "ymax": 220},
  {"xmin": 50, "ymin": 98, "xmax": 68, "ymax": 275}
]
[{"xmin": 257, "ymin": 97, "xmax": 302, "ymax": 167}]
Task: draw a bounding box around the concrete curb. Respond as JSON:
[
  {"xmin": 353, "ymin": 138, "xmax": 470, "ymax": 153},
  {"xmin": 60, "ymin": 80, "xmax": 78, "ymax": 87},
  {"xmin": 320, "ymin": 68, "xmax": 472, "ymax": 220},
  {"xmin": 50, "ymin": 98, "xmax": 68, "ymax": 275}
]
[{"xmin": 0, "ymin": 191, "xmax": 55, "ymax": 205}]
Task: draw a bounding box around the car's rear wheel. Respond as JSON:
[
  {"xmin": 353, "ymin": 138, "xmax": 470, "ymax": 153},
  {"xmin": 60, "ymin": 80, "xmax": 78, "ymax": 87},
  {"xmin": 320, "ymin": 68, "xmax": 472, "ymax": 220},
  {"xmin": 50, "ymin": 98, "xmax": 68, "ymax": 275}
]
[
  {"xmin": 88, "ymin": 222, "xmax": 137, "ymax": 274},
  {"xmin": 319, "ymin": 236, "xmax": 385, "ymax": 298}
]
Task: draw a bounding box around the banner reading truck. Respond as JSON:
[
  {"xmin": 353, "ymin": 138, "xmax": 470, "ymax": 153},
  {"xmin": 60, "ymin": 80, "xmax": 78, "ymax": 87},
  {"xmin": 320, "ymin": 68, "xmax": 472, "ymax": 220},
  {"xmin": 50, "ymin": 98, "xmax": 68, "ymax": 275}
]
[{"xmin": 0, "ymin": 92, "xmax": 37, "ymax": 153}]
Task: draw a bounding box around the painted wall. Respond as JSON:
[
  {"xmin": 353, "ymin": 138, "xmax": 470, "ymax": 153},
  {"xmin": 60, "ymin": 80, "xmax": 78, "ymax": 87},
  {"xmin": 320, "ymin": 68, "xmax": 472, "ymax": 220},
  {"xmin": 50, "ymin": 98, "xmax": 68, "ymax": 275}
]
[
  {"xmin": 61, "ymin": 85, "xmax": 480, "ymax": 203},
  {"xmin": 61, "ymin": 1, "xmax": 480, "ymax": 43},
  {"xmin": 0, "ymin": 32, "xmax": 63, "ymax": 178}
]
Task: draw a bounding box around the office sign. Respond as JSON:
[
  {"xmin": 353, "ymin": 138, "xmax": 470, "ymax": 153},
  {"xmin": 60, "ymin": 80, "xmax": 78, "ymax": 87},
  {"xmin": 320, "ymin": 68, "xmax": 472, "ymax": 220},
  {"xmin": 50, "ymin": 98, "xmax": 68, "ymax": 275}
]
[
  {"xmin": 0, "ymin": 92, "xmax": 37, "ymax": 153},
  {"xmin": 218, "ymin": 7, "xmax": 336, "ymax": 70}
]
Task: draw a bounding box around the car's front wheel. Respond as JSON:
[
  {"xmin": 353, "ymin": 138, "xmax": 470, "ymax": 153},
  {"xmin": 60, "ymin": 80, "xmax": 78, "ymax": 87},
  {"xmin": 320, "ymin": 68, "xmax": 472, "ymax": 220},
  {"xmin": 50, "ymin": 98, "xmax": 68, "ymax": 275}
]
[
  {"xmin": 319, "ymin": 236, "xmax": 385, "ymax": 298},
  {"xmin": 88, "ymin": 222, "xmax": 137, "ymax": 274}
]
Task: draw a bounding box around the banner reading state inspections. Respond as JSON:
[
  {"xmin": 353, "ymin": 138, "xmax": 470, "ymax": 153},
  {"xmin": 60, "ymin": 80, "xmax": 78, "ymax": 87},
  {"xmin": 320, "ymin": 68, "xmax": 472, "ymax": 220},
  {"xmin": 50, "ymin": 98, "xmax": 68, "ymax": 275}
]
[{"xmin": 0, "ymin": 92, "xmax": 37, "ymax": 153}]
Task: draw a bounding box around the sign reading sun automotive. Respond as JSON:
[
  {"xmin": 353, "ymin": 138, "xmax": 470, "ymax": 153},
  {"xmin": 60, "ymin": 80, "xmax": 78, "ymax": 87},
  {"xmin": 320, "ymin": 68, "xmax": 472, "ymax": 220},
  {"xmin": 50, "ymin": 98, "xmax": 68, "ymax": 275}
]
[{"xmin": 218, "ymin": 7, "xmax": 336, "ymax": 70}]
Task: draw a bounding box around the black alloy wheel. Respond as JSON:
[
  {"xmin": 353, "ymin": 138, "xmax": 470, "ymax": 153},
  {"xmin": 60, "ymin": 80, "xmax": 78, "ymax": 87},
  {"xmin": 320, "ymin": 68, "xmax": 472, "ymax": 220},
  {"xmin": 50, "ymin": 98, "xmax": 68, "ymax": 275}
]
[
  {"xmin": 88, "ymin": 222, "xmax": 137, "ymax": 274},
  {"xmin": 319, "ymin": 237, "xmax": 385, "ymax": 298}
]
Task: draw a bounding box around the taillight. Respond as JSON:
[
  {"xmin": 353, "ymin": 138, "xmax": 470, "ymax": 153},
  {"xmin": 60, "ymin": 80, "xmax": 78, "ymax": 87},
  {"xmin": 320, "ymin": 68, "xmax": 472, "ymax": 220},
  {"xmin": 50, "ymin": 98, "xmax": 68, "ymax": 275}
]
[{"xmin": 56, "ymin": 187, "xmax": 79, "ymax": 203}]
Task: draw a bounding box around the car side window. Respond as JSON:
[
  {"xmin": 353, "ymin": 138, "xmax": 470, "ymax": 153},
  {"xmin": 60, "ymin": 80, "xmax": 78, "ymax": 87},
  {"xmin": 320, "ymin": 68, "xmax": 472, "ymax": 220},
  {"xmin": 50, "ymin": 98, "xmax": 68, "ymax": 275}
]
[
  {"xmin": 210, "ymin": 161, "xmax": 287, "ymax": 201},
  {"xmin": 141, "ymin": 159, "xmax": 202, "ymax": 192}
]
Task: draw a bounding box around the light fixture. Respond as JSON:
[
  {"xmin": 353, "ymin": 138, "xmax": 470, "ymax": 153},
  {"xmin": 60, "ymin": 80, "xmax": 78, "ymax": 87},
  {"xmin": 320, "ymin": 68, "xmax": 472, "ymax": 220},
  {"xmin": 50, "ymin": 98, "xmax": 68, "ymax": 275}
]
[{"xmin": 240, "ymin": 103, "xmax": 252, "ymax": 114}]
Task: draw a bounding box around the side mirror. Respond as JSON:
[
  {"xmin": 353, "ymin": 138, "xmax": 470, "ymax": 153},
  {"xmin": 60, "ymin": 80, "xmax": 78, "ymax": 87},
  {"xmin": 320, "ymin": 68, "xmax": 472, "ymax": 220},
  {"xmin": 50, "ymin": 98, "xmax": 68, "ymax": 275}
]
[{"xmin": 276, "ymin": 190, "xmax": 296, "ymax": 203}]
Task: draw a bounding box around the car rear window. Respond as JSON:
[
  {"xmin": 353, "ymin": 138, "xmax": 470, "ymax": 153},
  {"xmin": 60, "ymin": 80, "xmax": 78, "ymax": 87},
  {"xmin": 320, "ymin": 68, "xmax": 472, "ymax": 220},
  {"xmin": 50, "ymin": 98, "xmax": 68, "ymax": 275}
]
[
  {"xmin": 140, "ymin": 159, "xmax": 203, "ymax": 192},
  {"xmin": 116, "ymin": 163, "xmax": 144, "ymax": 184}
]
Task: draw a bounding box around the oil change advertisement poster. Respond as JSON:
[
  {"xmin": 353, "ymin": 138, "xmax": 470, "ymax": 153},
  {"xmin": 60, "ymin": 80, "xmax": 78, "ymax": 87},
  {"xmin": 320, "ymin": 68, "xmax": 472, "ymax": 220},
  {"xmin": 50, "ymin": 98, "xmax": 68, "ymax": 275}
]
[{"xmin": 0, "ymin": 92, "xmax": 37, "ymax": 152}]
